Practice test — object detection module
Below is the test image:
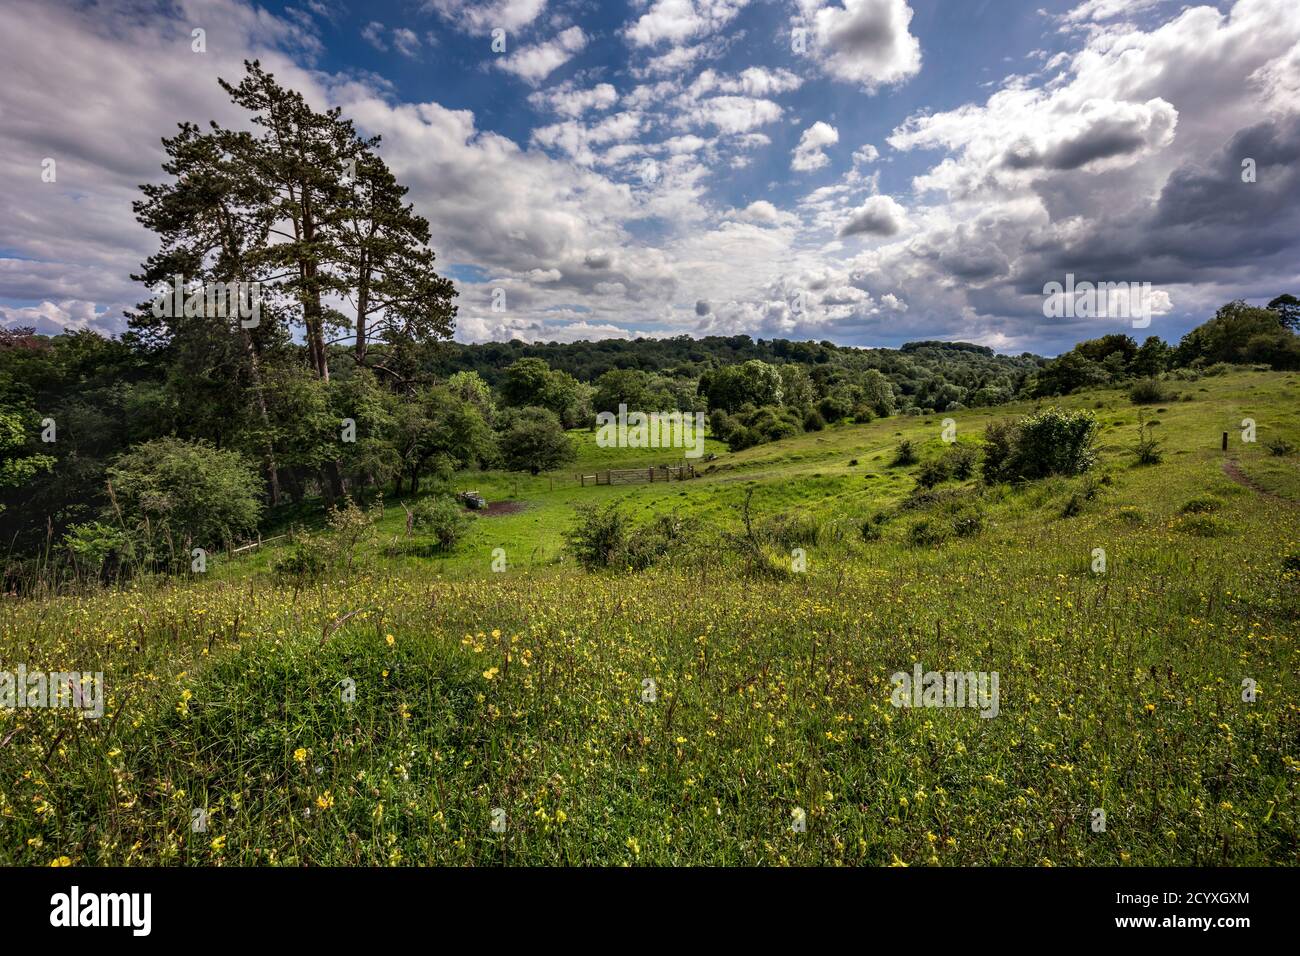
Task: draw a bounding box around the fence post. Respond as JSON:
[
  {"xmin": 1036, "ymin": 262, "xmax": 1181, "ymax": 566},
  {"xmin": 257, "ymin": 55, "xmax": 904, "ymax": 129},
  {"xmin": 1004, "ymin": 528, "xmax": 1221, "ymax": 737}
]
[{"xmin": 1221, "ymin": 432, "xmax": 1228, "ymax": 451}]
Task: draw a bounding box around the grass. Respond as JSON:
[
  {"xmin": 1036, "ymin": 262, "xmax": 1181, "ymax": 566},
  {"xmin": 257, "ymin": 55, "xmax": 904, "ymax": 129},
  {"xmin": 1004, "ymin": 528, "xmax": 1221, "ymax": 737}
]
[{"xmin": 2, "ymin": 368, "xmax": 1298, "ymax": 865}]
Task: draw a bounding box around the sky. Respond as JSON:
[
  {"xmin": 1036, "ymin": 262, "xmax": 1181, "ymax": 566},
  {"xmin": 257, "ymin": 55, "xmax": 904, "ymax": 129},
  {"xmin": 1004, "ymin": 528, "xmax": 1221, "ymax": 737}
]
[{"xmin": 1, "ymin": 0, "xmax": 1298, "ymax": 356}]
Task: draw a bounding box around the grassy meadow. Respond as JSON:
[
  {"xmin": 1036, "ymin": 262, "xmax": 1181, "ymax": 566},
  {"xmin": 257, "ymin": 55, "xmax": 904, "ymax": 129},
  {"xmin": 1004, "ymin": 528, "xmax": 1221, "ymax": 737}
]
[{"xmin": 3, "ymin": 368, "xmax": 1299, "ymax": 865}]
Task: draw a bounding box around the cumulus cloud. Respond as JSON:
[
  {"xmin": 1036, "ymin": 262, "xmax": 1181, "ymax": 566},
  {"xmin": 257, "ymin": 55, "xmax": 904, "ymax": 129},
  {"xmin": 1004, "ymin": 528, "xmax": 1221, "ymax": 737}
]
[
  {"xmin": 422, "ymin": 0, "xmax": 548, "ymax": 33},
  {"xmin": 625, "ymin": 0, "xmax": 751, "ymax": 47},
  {"xmin": 839, "ymin": 194, "xmax": 907, "ymax": 236},
  {"xmin": 798, "ymin": 0, "xmax": 922, "ymax": 91},
  {"xmin": 792, "ymin": 121, "xmax": 839, "ymax": 171},
  {"xmin": 497, "ymin": 26, "xmax": 586, "ymax": 85},
  {"xmin": 528, "ymin": 81, "xmax": 618, "ymax": 117},
  {"xmin": 852, "ymin": 143, "xmax": 879, "ymax": 164}
]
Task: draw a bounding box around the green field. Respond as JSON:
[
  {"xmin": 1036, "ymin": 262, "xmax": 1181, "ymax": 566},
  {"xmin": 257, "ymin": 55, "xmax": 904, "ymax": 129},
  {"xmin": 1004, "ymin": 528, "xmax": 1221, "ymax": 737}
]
[{"xmin": 3, "ymin": 368, "xmax": 1298, "ymax": 865}]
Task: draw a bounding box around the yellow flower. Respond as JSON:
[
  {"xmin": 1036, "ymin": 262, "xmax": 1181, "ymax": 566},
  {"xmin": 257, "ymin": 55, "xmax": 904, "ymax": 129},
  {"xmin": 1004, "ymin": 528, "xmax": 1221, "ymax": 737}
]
[
  {"xmin": 49, "ymin": 856, "xmax": 72, "ymax": 867},
  {"xmin": 482, "ymin": 667, "xmax": 499, "ymax": 681},
  {"xmin": 385, "ymin": 634, "xmax": 395, "ymax": 646},
  {"xmin": 316, "ymin": 792, "xmax": 334, "ymax": 811},
  {"xmin": 210, "ymin": 836, "xmax": 226, "ymax": 853},
  {"xmin": 293, "ymin": 747, "xmax": 308, "ymax": 764}
]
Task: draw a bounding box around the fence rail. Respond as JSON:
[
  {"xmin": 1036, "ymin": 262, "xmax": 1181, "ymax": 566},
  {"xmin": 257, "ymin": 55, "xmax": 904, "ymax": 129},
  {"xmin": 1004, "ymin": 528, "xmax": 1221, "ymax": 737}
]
[{"xmin": 578, "ymin": 464, "xmax": 697, "ymax": 487}]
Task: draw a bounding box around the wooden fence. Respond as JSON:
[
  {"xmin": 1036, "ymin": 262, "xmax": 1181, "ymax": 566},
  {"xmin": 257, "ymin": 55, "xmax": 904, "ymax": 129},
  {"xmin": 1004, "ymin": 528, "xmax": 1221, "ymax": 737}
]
[{"xmin": 578, "ymin": 464, "xmax": 697, "ymax": 486}]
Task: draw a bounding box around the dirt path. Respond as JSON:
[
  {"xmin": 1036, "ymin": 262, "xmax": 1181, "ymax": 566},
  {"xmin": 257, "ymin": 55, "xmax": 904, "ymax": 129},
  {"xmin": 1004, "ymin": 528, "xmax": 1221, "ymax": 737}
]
[{"xmin": 1221, "ymin": 458, "xmax": 1296, "ymax": 506}]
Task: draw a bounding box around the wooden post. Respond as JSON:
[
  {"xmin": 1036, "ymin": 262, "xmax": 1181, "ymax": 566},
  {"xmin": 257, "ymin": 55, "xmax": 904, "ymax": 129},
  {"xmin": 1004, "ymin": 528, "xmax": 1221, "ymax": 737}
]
[{"xmin": 1222, "ymin": 432, "xmax": 1228, "ymax": 451}]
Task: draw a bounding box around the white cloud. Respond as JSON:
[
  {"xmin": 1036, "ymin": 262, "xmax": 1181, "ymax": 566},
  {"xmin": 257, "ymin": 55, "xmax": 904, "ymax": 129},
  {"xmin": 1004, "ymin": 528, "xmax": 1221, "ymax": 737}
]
[
  {"xmin": 422, "ymin": 0, "xmax": 547, "ymax": 32},
  {"xmin": 529, "ymin": 81, "xmax": 618, "ymax": 117},
  {"xmin": 497, "ymin": 26, "xmax": 587, "ymax": 85},
  {"xmin": 361, "ymin": 21, "xmax": 387, "ymax": 51},
  {"xmin": 625, "ymin": 0, "xmax": 751, "ymax": 47},
  {"xmin": 392, "ymin": 28, "xmax": 421, "ymax": 58},
  {"xmin": 798, "ymin": 0, "xmax": 923, "ymax": 91},
  {"xmin": 838, "ymin": 194, "xmax": 907, "ymax": 236},
  {"xmin": 853, "ymin": 143, "xmax": 879, "ymax": 164},
  {"xmin": 792, "ymin": 121, "xmax": 839, "ymax": 171}
]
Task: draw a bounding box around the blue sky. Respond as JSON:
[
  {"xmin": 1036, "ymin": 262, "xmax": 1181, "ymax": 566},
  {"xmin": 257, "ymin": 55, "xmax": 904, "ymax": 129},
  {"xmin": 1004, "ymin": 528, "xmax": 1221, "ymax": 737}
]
[{"xmin": 2, "ymin": 0, "xmax": 1298, "ymax": 355}]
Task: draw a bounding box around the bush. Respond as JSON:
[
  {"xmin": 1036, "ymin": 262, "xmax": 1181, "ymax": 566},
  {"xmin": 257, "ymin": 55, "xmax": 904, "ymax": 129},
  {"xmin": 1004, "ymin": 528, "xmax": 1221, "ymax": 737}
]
[
  {"xmin": 916, "ymin": 456, "xmax": 951, "ymax": 488},
  {"xmin": 325, "ymin": 497, "xmax": 381, "ymax": 570},
  {"xmin": 1012, "ymin": 408, "xmax": 1099, "ymax": 479},
  {"xmin": 802, "ymin": 409, "xmax": 826, "ymax": 432},
  {"xmin": 1175, "ymin": 514, "xmax": 1230, "ymax": 537},
  {"xmin": 1059, "ymin": 493, "xmax": 1085, "ymax": 518},
  {"xmin": 1265, "ymin": 437, "xmax": 1295, "ymax": 456},
  {"xmin": 107, "ymin": 437, "xmax": 264, "ymax": 561},
  {"xmin": 951, "ymin": 505, "xmax": 985, "ymax": 538},
  {"xmin": 565, "ymin": 504, "xmax": 690, "ymax": 571},
  {"xmin": 272, "ymin": 533, "xmax": 330, "ymax": 583},
  {"xmin": 907, "ymin": 516, "xmax": 951, "ymax": 547},
  {"xmin": 62, "ymin": 521, "xmax": 133, "ymax": 579},
  {"xmin": 1128, "ymin": 379, "xmax": 1169, "ymax": 404},
  {"xmin": 1180, "ymin": 495, "xmax": 1222, "ymax": 514},
  {"xmin": 565, "ymin": 504, "xmax": 628, "ymax": 570},
  {"xmin": 619, "ymin": 514, "xmax": 692, "ymax": 570},
  {"xmin": 411, "ymin": 495, "xmax": 473, "ymax": 550},
  {"xmin": 980, "ymin": 420, "xmax": 1020, "ymax": 482},
  {"xmin": 892, "ymin": 439, "xmax": 918, "ymax": 467},
  {"xmin": 1132, "ymin": 416, "xmax": 1163, "ymax": 466},
  {"xmin": 946, "ymin": 443, "xmax": 979, "ymax": 480}
]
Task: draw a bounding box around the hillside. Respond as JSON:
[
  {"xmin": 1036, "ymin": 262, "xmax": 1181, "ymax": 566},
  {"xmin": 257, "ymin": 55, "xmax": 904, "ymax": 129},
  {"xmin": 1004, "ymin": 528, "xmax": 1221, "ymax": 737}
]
[{"xmin": 2, "ymin": 368, "xmax": 1297, "ymax": 865}]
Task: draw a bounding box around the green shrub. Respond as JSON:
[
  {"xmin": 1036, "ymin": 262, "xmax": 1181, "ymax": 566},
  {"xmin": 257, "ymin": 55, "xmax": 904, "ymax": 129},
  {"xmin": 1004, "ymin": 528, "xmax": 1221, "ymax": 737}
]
[
  {"xmin": 1180, "ymin": 495, "xmax": 1222, "ymax": 514},
  {"xmin": 946, "ymin": 443, "xmax": 979, "ymax": 480},
  {"xmin": 1129, "ymin": 379, "xmax": 1168, "ymax": 404},
  {"xmin": 980, "ymin": 419, "xmax": 1020, "ymax": 482},
  {"xmin": 107, "ymin": 437, "xmax": 263, "ymax": 562},
  {"xmin": 411, "ymin": 495, "xmax": 473, "ymax": 550},
  {"xmin": 892, "ymin": 439, "xmax": 918, "ymax": 467},
  {"xmin": 951, "ymin": 505, "xmax": 985, "ymax": 538},
  {"xmin": 916, "ymin": 456, "xmax": 951, "ymax": 488},
  {"xmin": 1265, "ymin": 437, "xmax": 1295, "ymax": 456},
  {"xmin": 565, "ymin": 504, "xmax": 629, "ymax": 570},
  {"xmin": 1132, "ymin": 416, "xmax": 1163, "ymax": 466},
  {"xmin": 272, "ymin": 534, "xmax": 330, "ymax": 583},
  {"xmin": 907, "ymin": 516, "xmax": 950, "ymax": 547},
  {"xmin": 1012, "ymin": 408, "xmax": 1099, "ymax": 479}
]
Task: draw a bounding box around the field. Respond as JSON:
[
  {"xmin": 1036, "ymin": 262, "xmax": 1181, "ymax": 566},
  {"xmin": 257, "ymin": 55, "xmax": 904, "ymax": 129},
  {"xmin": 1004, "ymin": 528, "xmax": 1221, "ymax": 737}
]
[{"xmin": 2, "ymin": 369, "xmax": 1298, "ymax": 865}]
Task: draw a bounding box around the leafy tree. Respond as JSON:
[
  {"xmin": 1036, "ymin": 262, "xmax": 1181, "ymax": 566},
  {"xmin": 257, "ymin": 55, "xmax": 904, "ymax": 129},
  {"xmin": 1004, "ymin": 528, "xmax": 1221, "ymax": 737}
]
[
  {"xmin": 107, "ymin": 438, "xmax": 264, "ymax": 559},
  {"xmin": 0, "ymin": 408, "xmax": 54, "ymax": 513},
  {"xmin": 1131, "ymin": 336, "xmax": 1170, "ymax": 377},
  {"xmin": 497, "ymin": 406, "xmax": 575, "ymax": 474},
  {"xmin": 1268, "ymin": 294, "xmax": 1300, "ymax": 331}
]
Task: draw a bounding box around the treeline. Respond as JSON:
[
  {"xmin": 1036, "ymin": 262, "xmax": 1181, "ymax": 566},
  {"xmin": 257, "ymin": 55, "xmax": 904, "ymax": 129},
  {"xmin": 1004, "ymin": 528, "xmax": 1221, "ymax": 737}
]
[{"xmin": 1029, "ymin": 297, "xmax": 1300, "ymax": 397}]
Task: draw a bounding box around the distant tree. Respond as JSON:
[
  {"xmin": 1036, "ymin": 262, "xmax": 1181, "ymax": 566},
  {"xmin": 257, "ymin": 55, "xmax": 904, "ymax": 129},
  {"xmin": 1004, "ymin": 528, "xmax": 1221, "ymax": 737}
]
[
  {"xmin": 698, "ymin": 360, "xmax": 783, "ymax": 412},
  {"xmin": 1130, "ymin": 336, "xmax": 1170, "ymax": 378},
  {"xmin": 1268, "ymin": 294, "xmax": 1300, "ymax": 331},
  {"xmin": 500, "ymin": 358, "xmax": 554, "ymax": 407},
  {"xmin": 446, "ymin": 370, "xmax": 497, "ymax": 424},
  {"xmin": 497, "ymin": 406, "xmax": 575, "ymax": 475}
]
